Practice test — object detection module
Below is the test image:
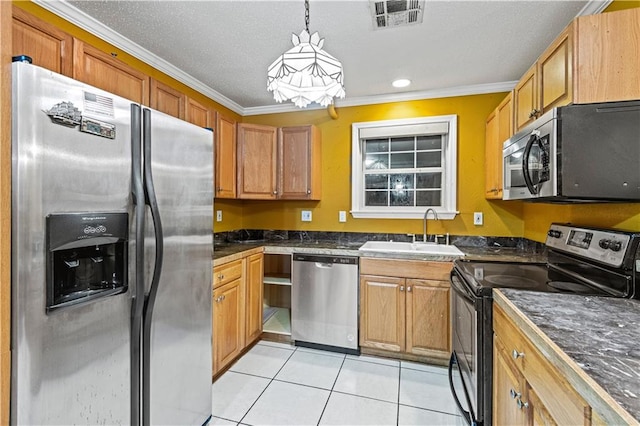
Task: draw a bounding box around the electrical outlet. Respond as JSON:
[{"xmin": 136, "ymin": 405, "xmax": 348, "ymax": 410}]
[
  {"xmin": 339, "ymin": 211, "xmax": 347, "ymax": 222},
  {"xmin": 473, "ymin": 212, "xmax": 483, "ymax": 226},
  {"xmin": 301, "ymin": 210, "xmax": 312, "ymax": 222},
  {"xmin": 216, "ymin": 210, "xmax": 222, "ymax": 222}
]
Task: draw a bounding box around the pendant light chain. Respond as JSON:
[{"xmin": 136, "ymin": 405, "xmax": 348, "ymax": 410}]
[{"xmin": 305, "ymin": 0, "xmax": 310, "ymax": 33}]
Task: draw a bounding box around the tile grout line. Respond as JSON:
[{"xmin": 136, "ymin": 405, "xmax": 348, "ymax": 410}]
[
  {"xmin": 235, "ymin": 346, "xmax": 298, "ymax": 426},
  {"xmin": 315, "ymin": 352, "xmax": 347, "ymax": 426},
  {"xmin": 396, "ymin": 362, "xmax": 402, "ymax": 426}
]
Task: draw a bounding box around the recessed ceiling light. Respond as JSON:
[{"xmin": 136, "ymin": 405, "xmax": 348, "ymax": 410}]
[{"xmin": 392, "ymin": 79, "xmax": 411, "ymax": 88}]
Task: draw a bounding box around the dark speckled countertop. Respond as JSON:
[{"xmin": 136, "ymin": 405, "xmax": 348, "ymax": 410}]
[
  {"xmin": 495, "ymin": 290, "xmax": 639, "ymax": 424},
  {"xmin": 213, "ymin": 240, "xmax": 547, "ymax": 263}
]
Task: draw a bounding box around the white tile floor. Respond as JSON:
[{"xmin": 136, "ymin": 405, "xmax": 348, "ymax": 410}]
[{"xmin": 211, "ymin": 340, "xmax": 463, "ymax": 426}]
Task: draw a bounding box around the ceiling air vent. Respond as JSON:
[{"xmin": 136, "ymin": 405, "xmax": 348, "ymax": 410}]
[{"xmin": 370, "ymin": 0, "xmax": 424, "ymax": 29}]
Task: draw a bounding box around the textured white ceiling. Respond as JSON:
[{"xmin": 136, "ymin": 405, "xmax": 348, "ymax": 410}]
[{"xmin": 63, "ymin": 0, "xmax": 598, "ymax": 113}]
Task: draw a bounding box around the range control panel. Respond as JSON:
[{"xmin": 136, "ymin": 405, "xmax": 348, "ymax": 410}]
[{"xmin": 545, "ymin": 224, "xmax": 631, "ymax": 268}]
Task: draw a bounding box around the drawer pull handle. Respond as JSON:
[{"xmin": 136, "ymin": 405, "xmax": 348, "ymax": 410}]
[
  {"xmin": 509, "ymin": 389, "xmax": 521, "ymax": 399},
  {"xmin": 407, "ymin": 286, "xmax": 412, "ymax": 292},
  {"xmin": 516, "ymin": 399, "xmax": 529, "ymax": 410},
  {"xmin": 400, "ymin": 286, "xmax": 405, "ymax": 292},
  {"xmin": 217, "ymin": 274, "xmax": 224, "ymax": 280},
  {"xmin": 512, "ymin": 349, "xmax": 525, "ymax": 360}
]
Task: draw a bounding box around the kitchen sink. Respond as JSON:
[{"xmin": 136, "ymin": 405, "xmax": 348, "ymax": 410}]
[{"xmin": 358, "ymin": 241, "xmax": 464, "ymax": 256}]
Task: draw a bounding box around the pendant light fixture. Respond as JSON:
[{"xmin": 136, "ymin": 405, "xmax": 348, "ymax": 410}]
[{"xmin": 267, "ymin": 0, "xmax": 345, "ymax": 108}]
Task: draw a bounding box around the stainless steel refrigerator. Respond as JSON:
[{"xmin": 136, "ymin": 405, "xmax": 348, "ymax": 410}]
[{"xmin": 11, "ymin": 61, "xmax": 213, "ymax": 425}]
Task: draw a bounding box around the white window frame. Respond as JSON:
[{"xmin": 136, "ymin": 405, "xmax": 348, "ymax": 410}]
[{"xmin": 351, "ymin": 115, "xmax": 458, "ymax": 220}]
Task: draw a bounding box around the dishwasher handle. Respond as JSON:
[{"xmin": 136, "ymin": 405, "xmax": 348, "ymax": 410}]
[
  {"xmin": 293, "ymin": 254, "xmax": 358, "ymax": 265},
  {"xmin": 315, "ymin": 262, "xmax": 333, "ymax": 269}
]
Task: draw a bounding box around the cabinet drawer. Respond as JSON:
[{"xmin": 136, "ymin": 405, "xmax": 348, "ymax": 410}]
[
  {"xmin": 360, "ymin": 258, "xmax": 452, "ymax": 280},
  {"xmin": 494, "ymin": 305, "xmax": 590, "ymax": 424},
  {"xmin": 213, "ymin": 259, "xmax": 243, "ymax": 288}
]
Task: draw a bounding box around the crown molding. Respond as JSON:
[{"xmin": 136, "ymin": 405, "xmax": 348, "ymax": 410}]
[
  {"xmin": 33, "ymin": 0, "xmax": 245, "ymax": 115},
  {"xmin": 36, "ymin": 0, "xmax": 581, "ymax": 118},
  {"xmin": 244, "ymin": 81, "xmax": 519, "ymax": 116},
  {"xmin": 576, "ymin": 0, "xmax": 612, "ymax": 16}
]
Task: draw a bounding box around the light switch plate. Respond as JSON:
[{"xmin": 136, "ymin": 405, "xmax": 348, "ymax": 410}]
[
  {"xmin": 339, "ymin": 211, "xmax": 347, "ymax": 222},
  {"xmin": 216, "ymin": 210, "xmax": 222, "ymax": 222},
  {"xmin": 301, "ymin": 210, "xmax": 312, "ymax": 222},
  {"xmin": 473, "ymin": 212, "xmax": 483, "ymax": 226}
]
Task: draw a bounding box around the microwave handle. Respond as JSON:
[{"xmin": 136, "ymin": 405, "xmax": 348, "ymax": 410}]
[{"xmin": 522, "ymin": 133, "xmax": 538, "ymax": 195}]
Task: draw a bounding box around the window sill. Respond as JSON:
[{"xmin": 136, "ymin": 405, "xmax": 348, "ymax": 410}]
[{"xmin": 350, "ymin": 210, "xmax": 458, "ymax": 220}]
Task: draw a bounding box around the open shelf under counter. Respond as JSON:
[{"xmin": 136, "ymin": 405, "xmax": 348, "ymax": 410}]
[
  {"xmin": 262, "ymin": 306, "xmax": 291, "ymax": 335},
  {"xmin": 263, "ymin": 274, "xmax": 291, "ymax": 286}
]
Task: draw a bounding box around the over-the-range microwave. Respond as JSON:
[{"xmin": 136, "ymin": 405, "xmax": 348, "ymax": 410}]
[{"xmin": 502, "ymin": 100, "xmax": 640, "ymax": 202}]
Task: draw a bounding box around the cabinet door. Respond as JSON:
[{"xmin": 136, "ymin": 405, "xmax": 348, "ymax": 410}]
[
  {"xmin": 185, "ymin": 97, "xmax": 212, "ymax": 128},
  {"xmin": 12, "ymin": 6, "xmax": 72, "ymax": 76},
  {"xmin": 359, "ymin": 274, "xmax": 405, "ymax": 352},
  {"xmin": 528, "ymin": 385, "xmax": 558, "ymax": 426},
  {"xmin": 484, "ymin": 109, "xmax": 500, "ymax": 199},
  {"xmin": 514, "ymin": 63, "xmax": 538, "ymax": 132},
  {"xmin": 237, "ymin": 123, "xmax": 277, "ymax": 199},
  {"xmin": 405, "ymin": 279, "xmax": 450, "ymax": 359},
  {"xmin": 150, "ymin": 79, "xmax": 185, "ymax": 119},
  {"xmin": 245, "ymin": 253, "xmax": 264, "ymax": 344},
  {"xmin": 73, "ymin": 39, "xmax": 149, "ymax": 104},
  {"xmin": 278, "ymin": 125, "xmax": 321, "ymax": 200},
  {"xmin": 212, "ymin": 278, "xmax": 244, "ymax": 376},
  {"xmin": 493, "ymin": 337, "xmax": 528, "ymax": 426},
  {"xmin": 574, "ymin": 8, "xmax": 640, "ymax": 103},
  {"xmin": 539, "ymin": 25, "xmax": 573, "ymax": 114},
  {"xmin": 215, "ymin": 112, "xmax": 237, "ymax": 199}
]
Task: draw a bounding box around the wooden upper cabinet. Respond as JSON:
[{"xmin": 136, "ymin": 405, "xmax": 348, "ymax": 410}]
[
  {"xmin": 237, "ymin": 123, "xmax": 278, "ymax": 199},
  {"xmin": 150, "ymin": 79, "xmax": 185, "ymax": 119},
  {"xmin": 485, "ymin": 92, "xmax": 512, "ymax": 200},
  {"xmin": 514, "ymin": 24, "xmax": 573, "ymax": 132},
  {"xmin": 538, "ymin": 25, "xmax": 573, "ymax": 113},
  {"xmin": 73, "ymin": 39, "xmax": 149, "ymax": 104},
  {"xmin": 185, "ymin": 97, "xmax": 212, "ymax": 128},
  {"xmin": 278, "ymin": 125, "xmax": 321, "ymax": 200},
  {"xmin": 514, "ymin": 63, "xmax": 538, "ymax": 132},
  {"xmin": 215, "ymin": 112, "xmax": 237, "ymax": 199},
  {"xmin": 574, "ymin": 8, "xmax": 640, "ymax": 103},
  {"xmin": 12, "ymin": 6, "xmax": 72, "ymax": 76}
]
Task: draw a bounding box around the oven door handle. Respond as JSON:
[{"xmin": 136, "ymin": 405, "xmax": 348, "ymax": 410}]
[
  {"xmin": 448, "ymin": 352, "xmax": 480, "ymax": 426},
  {"xmin": 450, "ymin": 271, "xmax": 478, "ymax": 307}
]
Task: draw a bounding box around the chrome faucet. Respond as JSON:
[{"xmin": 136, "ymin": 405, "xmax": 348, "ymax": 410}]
[{"xmin": 423, "ymin": 208, "xmax": 438, "ymax": 242}]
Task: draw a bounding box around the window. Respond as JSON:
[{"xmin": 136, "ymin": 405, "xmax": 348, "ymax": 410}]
[{"xmin": 351, "ymin": 115, "xmax": 458, "ymax": 219}]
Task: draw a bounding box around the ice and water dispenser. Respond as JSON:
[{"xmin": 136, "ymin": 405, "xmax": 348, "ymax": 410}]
[{"xmin": 46, "ymin": 212, "xmax": 128, "ymax": 313}]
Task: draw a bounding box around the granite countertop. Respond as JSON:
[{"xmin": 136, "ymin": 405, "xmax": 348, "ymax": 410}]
[
  {"xmin": 213, "ymin": 240, "xmax": 547, "ymax": 263},
  {"xmin": 495, "ymin": 289, "xmax": 640, "ymax": 424}
]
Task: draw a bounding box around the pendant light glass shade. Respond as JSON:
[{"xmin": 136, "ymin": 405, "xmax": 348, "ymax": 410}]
[{"xmin": 267, "ymin": 3, "xmax": 345, "ymax": 108}]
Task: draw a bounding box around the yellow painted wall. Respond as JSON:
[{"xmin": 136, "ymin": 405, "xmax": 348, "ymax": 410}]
[
  {"xmin": 242, "ymin": 94, "xmax": 525, "ymax": 237},
  {"xmin": 605, "ymin": 0, "xmax": 640, "ymax": 12}
]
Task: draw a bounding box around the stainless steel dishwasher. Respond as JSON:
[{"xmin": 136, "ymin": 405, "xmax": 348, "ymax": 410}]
[{"xmin": 291, "ymin": 254, "xmax": 359, "ymax": 354}]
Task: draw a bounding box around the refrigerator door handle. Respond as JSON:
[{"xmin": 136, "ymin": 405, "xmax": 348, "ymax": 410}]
[
  {"xmin": 130, "ymin": 104, "xmax": 145, "ymax": 426},
  {"xmin": 141, "ymin": 108, "xmax": 165, "ymax": 426}
]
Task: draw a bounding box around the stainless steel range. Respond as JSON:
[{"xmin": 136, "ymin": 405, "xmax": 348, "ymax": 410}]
[{"xmin": 448, "ymin": 223, "xmax": 640, "ymax": 426}]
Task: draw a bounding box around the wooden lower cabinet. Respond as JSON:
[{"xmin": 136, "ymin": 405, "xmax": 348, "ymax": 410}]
[
  {"xmin": 359, "ymin": 258, "xmax": 451, "ymax": 361},
  {"xmin": 212, "ymin": 251, "xmax": 264, "ymax": 377},
  {"xmin": 245, "ymin": 253, "xmax": 264, "ymax": 344},
  {"xmin": 212, "ymin": 276, "xmax": 243, "ymax": 377},
  {"xmin": 493, "ymin": 304, "xmax": 592, "ymax": 425}
]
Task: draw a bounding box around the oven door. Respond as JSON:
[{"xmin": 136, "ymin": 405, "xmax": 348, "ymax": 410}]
[{"xmin": 449, "ymin": 270, "xmax": 481, "ymax": 425}]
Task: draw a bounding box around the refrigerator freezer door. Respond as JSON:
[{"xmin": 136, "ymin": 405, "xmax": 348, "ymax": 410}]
[
  {"xmin": 143, "ymin": 109, "xmax": 213, "ymax": 424},
  {"xmin": 11, "ymin": 62, "xmax": 132, "ymax": 424}
]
